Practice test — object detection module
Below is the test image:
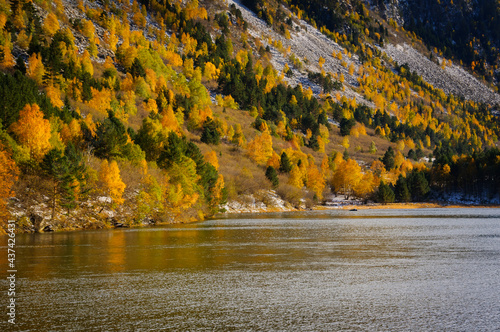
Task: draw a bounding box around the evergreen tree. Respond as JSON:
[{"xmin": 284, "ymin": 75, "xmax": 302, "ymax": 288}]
[
  {"xmin": 14, "ymin": 57, "xmax": 26, "ymax": 75},
  {"xmin": 130, "ymin": 58, "xmax": 146, "ymax": 78},
  {"xmin": 394, "ymin": 175, "xmax": 411, "ymax": 202},
  {"xmin": 41, "ymin": 144, "xmax": 87, "ymax": 218},
  {"xmin": 92, "ymin": 111, "xmax": 128, "ymax": 159},
  {"xmin": 343, "ymin": 149, "xmax": 350, "ymax": 160},
  {"xmin": 279, "ymin": 151, "xmax": 292, "ymax": 173},
  {"xmin": 407, "ymin": 171, "xmax": 430, "ymax": 201},
  {"xmin": 200, "ymin": 117, "xmax": 221, "ymax": 145},
  {"xmin": 376, "ymin": 181, "xmax": 395, "ymax": 203},
  {"xmin": 307, "ymin": 134, "xmax": 320, "ymax": 151},
  {"xmin": 381, "ymin": 146, "xmax": 395, "ymax": 170},
  {"xmin": 407, "ymin": 149, "xmax": 417, "ymax": 160},
  {"xmin": 339, "ymin": 117, "xmax": 355, "ymax": 136},
  {"xmin": 265, "ymin": 166, "xmax": 279, "ymax": 188}
]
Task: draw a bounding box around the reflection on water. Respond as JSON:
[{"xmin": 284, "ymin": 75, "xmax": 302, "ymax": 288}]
[{"xmin": 1, "ymin": 208, "xmax": 500, "ymax": 331}]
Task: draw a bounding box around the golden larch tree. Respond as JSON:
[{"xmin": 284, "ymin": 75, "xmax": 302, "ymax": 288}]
[
  {"xmin": 160, "ymin": 105, "xmax": 181, "ymax": 134},
  {"xmin": 10, "ymin": 104, "xmax": 52, "ymax": 161},
  {"xmin": 247, "ymin": 127, "xmax": 273, "ymax": 164},
  {"xmin": 27, "ymin": 53, "xmax": 45, "ymax": 85},
  {"xmin": 204, "ymin": 150, "xmax": 219, "ymax": 171},
  {"xmin": 288, "ymin": 165, "xmax": 304, "ymax": 189},
  {"xmin": 353, "ymin": 171, "xmax": 377, "ymax": 199},
  {"xmin": 99, "ymin": 160, "xmax": 126, "ymax": 206},
  {"xmin": 43, "ymin": 13, "xmax": 60, "ymax": 37},
  {"xmin": 0, "ymin": 37, "xmax": 14, "ymax": 70},
  {"xmin": 209, "ymin": 174, "xmax": 225, "ymax": 214},
  {"xmin": 306, "ymin": 163, "xmax": 326, "ymax": 200},
  {"xmin": 45, "ymin": 85, "xmax": 64, "ymax": 108},
  {"xmin": 266, "ymin": 151, "xmax": 281, "ymax": 169},
  {"xmin": 332, "ymin": 158, "xmax": 362, "ymax": 198}
]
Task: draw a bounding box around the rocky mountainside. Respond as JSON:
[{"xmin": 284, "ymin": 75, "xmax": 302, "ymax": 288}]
[
  {"xmin": 231, "ymin": 0, "xmax": 500, "ymax": 105},
  {"xmin": 371, "ymin": 0, "xmax": 500, "ymax": 92}
]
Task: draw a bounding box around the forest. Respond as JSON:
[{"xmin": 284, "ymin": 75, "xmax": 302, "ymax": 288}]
[{"xmin": 0, "ymin": 0, "xmax": 499, "ymax": 233}]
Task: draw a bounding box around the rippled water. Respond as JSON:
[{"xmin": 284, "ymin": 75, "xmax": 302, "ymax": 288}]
[{"xmin": 1, "ymin": 208, "xmax": 500, "ymax": 331}]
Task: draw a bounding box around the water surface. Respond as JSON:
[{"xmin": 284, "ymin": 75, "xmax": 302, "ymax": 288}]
[{"xmin": 1, "ymin": 208, "xmax": 500, "ymax": 331}]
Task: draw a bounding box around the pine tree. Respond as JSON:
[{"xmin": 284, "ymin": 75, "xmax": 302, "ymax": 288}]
[
  {"xmin": 279, "ymin": 151, "xmax": 292, "ymax": 173},
  {"xmin": 93, "ymin": 111, "xmax": 128, "ymax": 159},
  {"xmin": 382, "ymin": 146, "xmax": 395, "ymax": 170},
  {"xmin": 265, "ymin": 166, "xmax": 279, "ymax": 188},
  {"xmin": 200, "ymin": 117, "xmax": 221, "ymax": 145},
  {"xmin": 407, "ymin": 171, "xmax": 430, "ymax": 201},
  {"xmin": 376, "ymin": 181, "xmax": 395, "ymax": 203},
  {"xmin": 394, "ymin": 175, "xmax": 411, "ymax": 202},
  {"xmin": 41, "ymin": 144, "xmax": 88, "ymax": 218}
]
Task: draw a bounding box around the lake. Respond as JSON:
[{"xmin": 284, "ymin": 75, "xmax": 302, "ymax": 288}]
[{"xmin": 1, "ymin": 208, "xmax": 500, "ymax": 331}]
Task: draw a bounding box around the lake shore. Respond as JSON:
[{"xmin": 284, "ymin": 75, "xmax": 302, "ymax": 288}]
[
  {"xmin": 321, "ymin": 202, "xmax": 500, "ymax": 210},
  {"xmin": 6, "ymin": 199, "xmax": 499, "ymax": 234}
]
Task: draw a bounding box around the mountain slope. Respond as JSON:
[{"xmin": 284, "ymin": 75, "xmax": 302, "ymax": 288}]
[{"xmin": 0, "ymin": 0, "xmax": 499, "ymax": 232}]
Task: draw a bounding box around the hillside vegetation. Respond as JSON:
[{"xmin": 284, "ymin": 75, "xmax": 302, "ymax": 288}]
[{"xmin": 0, "ymin": 0, "xmax": 499, "ymax": 232}]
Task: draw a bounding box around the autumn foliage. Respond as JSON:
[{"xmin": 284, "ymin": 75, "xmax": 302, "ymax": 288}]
[
  {"xmin": 99, "ymin": 160, "xmax": 126, "ymax": 206},
  {"xmin": 10, "ymin": 104, "xmax": 52, "ymax": 161},
  {"xmin": 0, "ymin": 0, "xmax": 498, "ymax": 230}
]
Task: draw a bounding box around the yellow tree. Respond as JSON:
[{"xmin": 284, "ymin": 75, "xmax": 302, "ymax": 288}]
[
  {"xmin": 247, "ymin": 128, "xmax": 273, "ymax": 164},
  {"xmin": 203, "ymin": 61, "xmax": 219, "ymax": 80},
  {"xmin": 318, "ymin": 56, "xmax": 325, "ymax": 69},
  {"xmin": 60, "ymin": 118, "xmax": 82, "ymax": 145},
  {"xmin": 43, "ymin": 13, "xmax": 60, "ymax": 37},
  {"xmin": 0, "ymin": 37, "xmax": 14, "ymax": 70},
  {"xmin": 81, "ymin": 49, "xmax": 94, "ymax": 75},
  {"xmin": 45, "ymin": 85, "xmax": 64, "ymax": 108},
  {"xmin": 88, "ymin": 87, "xmax": 113, "ymax": 115},
  {"xmin": 204, "ymin": 150, "xmax": 219, "ymax": 171},
  {"xmin": 209, "ymin": 174, "xmax": 225, "ymax": 214},
  {"xmin": 321, "ymin": 155, "xmax": 330, "ymax": 179},
  {"xmin": 10, "ymin": 104, "xmax": 52, "ymax": 161},
  {"xmin": 232, "ymin": 123, "xmax": 246, "ymax": 148},
  {"xmin": 266, "ymin": 151, "xmax": 281, "ymax": 169},
  {"xmin": 288, "ymin": 164, "xmax": 304, "ymax": 189},
  {"xmin": 160, "ymin": 105, "xmax": 181, "ymax": 134},
  {"xmin": 0, "ymin": 145, "xmax": 19, "ymax": 229},
  {"xmin": 99, "ymin": 160, "xmax": 126, "ymax": 206},
  {"xmin": 341, "ymin": 136, "xmax": 350, "ymax": 149},
  {"xmin": 306, "ymin": 163, "xmax": 326, "ymax": 200},
  {"xmin": 332, "ymin": 158, "xmax": 361, "ymax": 198},
  {"xmin": 27, "ymin": 53, "xmax": 45, "ymax": 85}
]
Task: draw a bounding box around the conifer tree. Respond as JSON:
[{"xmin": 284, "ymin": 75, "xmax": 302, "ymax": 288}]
[
  {"xmin": 394, "ymin": 175, "xmax": 411, "ymax": 202},
  {"xmin": 279, "ymin": 151, "xmax": 292, "ymax": 173},
  {"xmin": 376, "ymin": 181, "xmax": 395, "ymax": 203},
  {"xmin": 382, "ymin": 146, "xmax": 396, "ymax": 170},
  {"xmin": 265, "ymin": 166, "xmax": 279, "ymax": 188},
  {"xmin": 200, "ymin": 117, "xmax": 221, "ymax": 145}
]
